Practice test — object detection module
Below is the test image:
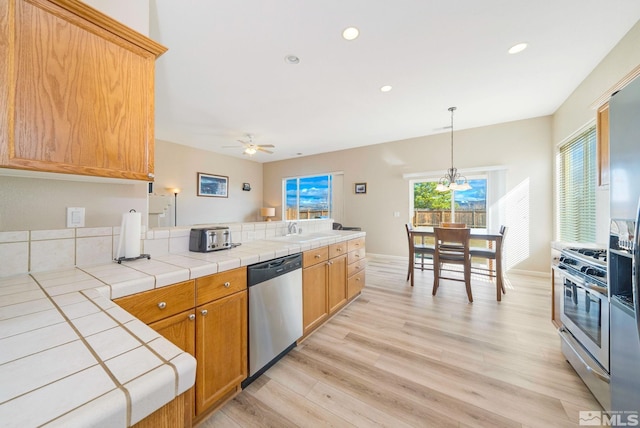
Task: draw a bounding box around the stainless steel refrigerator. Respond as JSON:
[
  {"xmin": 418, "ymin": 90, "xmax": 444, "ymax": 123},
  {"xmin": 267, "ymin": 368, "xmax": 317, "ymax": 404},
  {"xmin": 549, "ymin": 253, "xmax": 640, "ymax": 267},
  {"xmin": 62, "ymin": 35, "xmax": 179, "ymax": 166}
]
[{"xmin": 609, "ymin": 75, "xmax": 640, "ymax": 413}]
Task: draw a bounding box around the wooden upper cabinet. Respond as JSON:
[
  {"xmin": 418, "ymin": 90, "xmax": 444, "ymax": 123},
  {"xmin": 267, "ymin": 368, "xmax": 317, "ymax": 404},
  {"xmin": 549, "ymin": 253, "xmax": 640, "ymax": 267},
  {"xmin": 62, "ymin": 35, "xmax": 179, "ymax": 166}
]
[
  {"xmin": 596, "ymin": 102, "xmax": 610, "ymax": 187},
  {"xmin": 0, "ymin": 0, "xmax": 167, "ymax": 180}
]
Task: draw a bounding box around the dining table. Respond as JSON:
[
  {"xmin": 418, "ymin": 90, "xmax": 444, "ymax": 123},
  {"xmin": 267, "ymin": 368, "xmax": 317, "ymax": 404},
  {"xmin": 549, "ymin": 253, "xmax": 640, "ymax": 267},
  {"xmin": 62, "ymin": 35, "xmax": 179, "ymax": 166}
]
[{"xmin": 411, "ymin": 226, "xmax": 505, "ymax": 301}]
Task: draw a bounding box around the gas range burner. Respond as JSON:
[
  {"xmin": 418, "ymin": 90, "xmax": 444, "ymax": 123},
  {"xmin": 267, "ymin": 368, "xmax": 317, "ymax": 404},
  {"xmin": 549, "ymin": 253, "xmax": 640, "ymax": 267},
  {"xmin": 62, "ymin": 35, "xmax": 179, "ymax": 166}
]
[{"xmin": 563, "ymin": 247, "xmax": 607, "ymax": 267}]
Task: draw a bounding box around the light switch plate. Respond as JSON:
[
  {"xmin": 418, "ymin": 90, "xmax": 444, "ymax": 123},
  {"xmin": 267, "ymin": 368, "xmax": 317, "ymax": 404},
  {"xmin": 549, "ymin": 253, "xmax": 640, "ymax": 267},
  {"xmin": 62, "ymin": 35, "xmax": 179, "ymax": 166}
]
[{"xmin": 67, "ymin": 207, "xmax": 85, "ymax": 228}]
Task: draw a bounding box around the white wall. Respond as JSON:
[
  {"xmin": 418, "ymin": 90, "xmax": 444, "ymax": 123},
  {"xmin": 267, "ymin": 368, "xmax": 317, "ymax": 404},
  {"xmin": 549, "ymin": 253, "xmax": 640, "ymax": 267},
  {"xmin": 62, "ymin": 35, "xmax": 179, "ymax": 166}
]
[
  {"xmin": 264, "ymin": 116, "xmax": 553, "ymax": 274},
  {"xmin": 81, "ymin": 0, "xmax": 149, "ymax": 35}
]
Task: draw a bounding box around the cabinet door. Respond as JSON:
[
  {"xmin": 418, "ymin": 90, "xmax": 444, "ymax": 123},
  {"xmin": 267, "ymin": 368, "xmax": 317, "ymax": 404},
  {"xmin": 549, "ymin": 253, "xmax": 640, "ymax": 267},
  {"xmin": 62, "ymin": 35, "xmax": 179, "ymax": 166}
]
[
  {"xmin": 148, "ymin": 310, "xmax": 196, "ymax": 356},
  {"xmin": 195, "ymin": 290, "xmax": 247, "ymax": 416},
  {"xmin": 0, "ymin": 0, "xmax": 166, "ymax": 180},
  {"xmin": 148, "ymin": 310, "xmax": 195, "ymax": 427},
  {"xmin": 347, "ymin": 270, "xmax": 365, "ymax": 300},
  {"xmin": 328, "ymin": 254, "xmax": 347, "ymax": 314},
  {"xmin": 597, "ymin": 102, "xmax": 610, "ymax": 187},
  {"xmin": 303, "ymin": 262, "xmax": 328, "ymax": 336}
]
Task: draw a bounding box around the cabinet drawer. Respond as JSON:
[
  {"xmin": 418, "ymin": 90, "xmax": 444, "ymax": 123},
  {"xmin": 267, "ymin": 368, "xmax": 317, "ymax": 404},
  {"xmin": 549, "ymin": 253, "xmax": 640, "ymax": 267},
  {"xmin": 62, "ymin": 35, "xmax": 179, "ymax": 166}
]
[
  {"xmin": 347, "ymin": 258, "xmax": 367, "ymax": 277},
  {"xmin": 303, "ymin": 247, "xmax": 329, "ymax": 267},
  {"xmin": 347, "ymin": 270, "xmax": 365, "ymax": 299},
  {"xmin": 114, "ymin": 280, "xmax": 195, "ymax": 324},
  {"xmin": 348, "ymin": 247, "xmax": 366, "ymax": 265},
  {"xmin": 196, "ymin": 267, "xmax": 247, "ymax": 306},
  {"xmin": 347, "ymin": 237, "xmax": 365, "ymax": 252},
  {"xmin": 329, "ymin": 242, "xmax": 348, "ymax": 259}
]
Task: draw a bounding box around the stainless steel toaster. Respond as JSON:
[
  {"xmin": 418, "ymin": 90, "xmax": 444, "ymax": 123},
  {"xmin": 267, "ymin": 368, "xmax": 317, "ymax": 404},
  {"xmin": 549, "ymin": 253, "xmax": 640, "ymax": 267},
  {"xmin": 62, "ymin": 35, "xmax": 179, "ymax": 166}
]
[{"xmin": 189, "ymin": 227, "xmax": 232, "ymax": 252}]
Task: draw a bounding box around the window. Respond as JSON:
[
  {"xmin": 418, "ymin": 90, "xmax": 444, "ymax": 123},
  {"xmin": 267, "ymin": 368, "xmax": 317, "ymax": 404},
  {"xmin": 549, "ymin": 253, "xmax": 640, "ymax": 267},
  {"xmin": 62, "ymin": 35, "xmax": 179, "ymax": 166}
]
[
  {"xmin": 557, "ymin": 126, "xmax": 597, "ymax": 242},
  {"xmin": 411, "ymin": 177, "xmax": 487, "ymax": 227},
  {"xmin": 284, "ymin": 174, "xmax": 333, "ymax": 220}
]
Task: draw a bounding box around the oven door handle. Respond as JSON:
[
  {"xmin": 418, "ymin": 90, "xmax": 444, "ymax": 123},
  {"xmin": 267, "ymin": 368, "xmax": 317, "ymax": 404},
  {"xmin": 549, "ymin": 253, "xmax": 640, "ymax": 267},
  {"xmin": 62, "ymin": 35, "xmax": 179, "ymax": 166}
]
[
  {"xmin": 559, "ymin": 327, "xmax": 610, "ymax": 384},
  {"xmin": 554, "ymin": 267, "xmax": 608, "ymax": 299},
  {"xmin": 583, "ymin": 282, "xmax": 608, "ymax": 299},
  {"xmin": 553, "ymin": 267, "xmax": 584, "ymax": 288}
]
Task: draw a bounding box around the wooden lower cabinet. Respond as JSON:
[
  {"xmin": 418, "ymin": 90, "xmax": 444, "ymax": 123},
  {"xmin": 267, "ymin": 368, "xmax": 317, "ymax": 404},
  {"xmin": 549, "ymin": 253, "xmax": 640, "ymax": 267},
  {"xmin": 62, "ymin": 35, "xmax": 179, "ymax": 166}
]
[
  {"xmin": 195, "ymin": 290, "xmax": 247, "ymax": 416},
  {"xmin": 327, "ymin": 253, "xmax": 347, "ymax": 313},
  {"xmin": 302, "ymin": 238, "xmax": 365, "ymax": 339},
  {"xmin": 148, "ymin": 310, "xmax": 196, "ymax": 426},
  {"xmin": 132, "ymin": 392, "xmax": 187, "ymax": 428},
  {"xmin": 303, "ymin": 261, "xmax": 329, "ymax": 335},
  {"xmin": 114, "ymin": 267, "xmax": 249, "ymax": 426}
]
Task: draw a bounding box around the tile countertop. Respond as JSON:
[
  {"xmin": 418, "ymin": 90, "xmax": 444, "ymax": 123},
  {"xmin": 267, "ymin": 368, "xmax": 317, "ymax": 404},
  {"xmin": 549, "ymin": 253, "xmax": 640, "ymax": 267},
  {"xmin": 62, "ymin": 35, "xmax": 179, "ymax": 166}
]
[{"xmin": 0, "ymin": 230, "xmax": 365, "ymax": 427}]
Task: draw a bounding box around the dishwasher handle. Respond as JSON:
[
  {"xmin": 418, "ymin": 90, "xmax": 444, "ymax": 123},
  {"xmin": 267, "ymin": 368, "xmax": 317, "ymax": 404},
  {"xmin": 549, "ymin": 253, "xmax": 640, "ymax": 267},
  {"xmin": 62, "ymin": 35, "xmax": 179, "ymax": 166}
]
[{"xmin": 247, "ymin": 253, "xmax": 302, "ymax": 286}]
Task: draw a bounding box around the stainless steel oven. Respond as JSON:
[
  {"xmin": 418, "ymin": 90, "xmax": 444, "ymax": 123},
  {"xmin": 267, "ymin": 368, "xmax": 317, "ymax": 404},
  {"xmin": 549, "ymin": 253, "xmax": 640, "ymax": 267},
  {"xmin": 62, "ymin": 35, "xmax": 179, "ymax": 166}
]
[{"xmin": 553, "ymin": 247, "xmax": 610, "ymax": 410}]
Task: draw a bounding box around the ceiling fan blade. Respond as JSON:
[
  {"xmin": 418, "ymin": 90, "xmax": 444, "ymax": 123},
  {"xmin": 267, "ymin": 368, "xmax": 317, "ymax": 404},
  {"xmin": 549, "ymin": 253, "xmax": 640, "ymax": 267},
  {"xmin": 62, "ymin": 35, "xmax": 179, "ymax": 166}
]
[
  {"xmin": 257, "ymin": 147, "xmax": 273, "ymax": 154},
  {"xmin": 258, "ymin": 144, "xmax": 275, "ymax": 148}
]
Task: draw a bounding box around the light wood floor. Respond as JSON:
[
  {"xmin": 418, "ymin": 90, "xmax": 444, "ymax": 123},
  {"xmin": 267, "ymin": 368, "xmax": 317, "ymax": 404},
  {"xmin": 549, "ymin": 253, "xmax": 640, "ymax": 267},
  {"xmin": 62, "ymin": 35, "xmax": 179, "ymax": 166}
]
[{"xmin": 197, "ymin": 255, "xmax": 602, "ymax": 428}]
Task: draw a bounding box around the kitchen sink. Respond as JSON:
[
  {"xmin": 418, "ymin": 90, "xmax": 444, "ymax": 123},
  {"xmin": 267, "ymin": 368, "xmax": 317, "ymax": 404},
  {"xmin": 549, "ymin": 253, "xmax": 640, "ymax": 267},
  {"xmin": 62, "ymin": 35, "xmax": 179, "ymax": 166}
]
[{"xmin": 267, "ymin": 233, "xmax": 333, "ymax": 244}]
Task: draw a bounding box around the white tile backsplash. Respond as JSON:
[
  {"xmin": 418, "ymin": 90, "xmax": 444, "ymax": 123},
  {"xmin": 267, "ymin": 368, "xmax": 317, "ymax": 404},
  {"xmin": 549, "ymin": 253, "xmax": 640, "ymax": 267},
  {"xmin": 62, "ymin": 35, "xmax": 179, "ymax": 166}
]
[
  {"xmin": 30, "ymin": 239, "xmax": 76, "ymax": 272},
  {"xmin": 76, "ymin": 236, "xmax": 113, "ymax": 266},
  {"xmin": 0, "ymin": 219, "xmax": 333, "ymax": 278},
  {"xmin": 0, "ymin": 242, "xmax": 29, "ymax": 277}
]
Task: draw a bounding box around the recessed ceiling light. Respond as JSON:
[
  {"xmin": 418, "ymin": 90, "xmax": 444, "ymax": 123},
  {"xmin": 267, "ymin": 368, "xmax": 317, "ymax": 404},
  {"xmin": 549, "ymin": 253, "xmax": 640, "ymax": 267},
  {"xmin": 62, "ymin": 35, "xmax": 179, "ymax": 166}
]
[
  {"xmin": 380, "ymin": 85, "xmax": 393, "ymax": 92},
  {"xmin": 342, "ymin": 27, "xmax": 359, "ymax": 41},
  {"xmin": 284, "ymin": 54, "xmax": 300, "ymax": 64},
  {"xmin": 508, "ymin": 42, "xmax": 528, "ymax": 54}
]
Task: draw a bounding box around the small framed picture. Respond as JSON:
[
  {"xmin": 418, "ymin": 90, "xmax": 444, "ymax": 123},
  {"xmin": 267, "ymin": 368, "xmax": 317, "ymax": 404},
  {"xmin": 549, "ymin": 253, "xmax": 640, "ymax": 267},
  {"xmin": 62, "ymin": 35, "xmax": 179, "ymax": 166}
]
[
  {"xmin": 355, "ymin": 182, "xmax": 367, "ymax": 194},
  {"xmin": 242, "ymin": 183, "xmax": 251, "ymax": 191},
  {"xmin": 197, "ymin": 172, "xmax": 229, "ymax": 198}
]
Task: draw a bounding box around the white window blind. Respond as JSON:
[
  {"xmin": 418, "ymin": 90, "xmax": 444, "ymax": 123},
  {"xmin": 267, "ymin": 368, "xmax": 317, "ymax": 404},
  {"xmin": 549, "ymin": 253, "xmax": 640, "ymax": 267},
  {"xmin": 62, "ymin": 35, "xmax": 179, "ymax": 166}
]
[{"xmin": 557, "ymin": 126, "xmax": 597, "ymax": 242}]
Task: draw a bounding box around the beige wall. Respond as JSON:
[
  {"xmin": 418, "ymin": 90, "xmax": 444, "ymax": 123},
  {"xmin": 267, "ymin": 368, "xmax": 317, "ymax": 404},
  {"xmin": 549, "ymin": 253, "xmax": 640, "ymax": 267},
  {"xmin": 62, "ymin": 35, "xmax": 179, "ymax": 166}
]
[
  {"xmin": 154, "ymin": 140, "xmax": 264, "ymax": 225},
  {"xmin": 264, "ymin": 116, "xmax": 553, "ymax": 274},
  {"xmin": 0, "ymin": 173, "xmax": 148, "ymax": 231},
  {"xmin": 553, "ymin": 21, "xmax": 640, "ymax": 244}
]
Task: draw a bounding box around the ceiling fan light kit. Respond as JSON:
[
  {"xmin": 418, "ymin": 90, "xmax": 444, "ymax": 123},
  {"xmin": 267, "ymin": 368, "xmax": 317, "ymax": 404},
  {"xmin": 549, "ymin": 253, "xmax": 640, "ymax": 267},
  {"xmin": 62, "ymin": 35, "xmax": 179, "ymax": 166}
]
[{"xmin": 223, "ymin": 134, "xmax": 275, "ymax": 156}]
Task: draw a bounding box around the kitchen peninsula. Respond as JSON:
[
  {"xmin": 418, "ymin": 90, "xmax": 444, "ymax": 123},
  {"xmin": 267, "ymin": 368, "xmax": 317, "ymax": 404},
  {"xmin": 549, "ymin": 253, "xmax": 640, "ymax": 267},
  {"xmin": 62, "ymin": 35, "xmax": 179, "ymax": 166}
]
[{"xmin": 0, "ymin": 222, "xmax": 365, "ymax": 427}]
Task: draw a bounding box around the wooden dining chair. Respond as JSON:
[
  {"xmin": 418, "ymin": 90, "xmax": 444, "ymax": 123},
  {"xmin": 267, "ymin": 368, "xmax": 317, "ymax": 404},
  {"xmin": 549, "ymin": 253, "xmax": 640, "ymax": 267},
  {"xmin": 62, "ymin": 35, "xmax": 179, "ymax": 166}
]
[
  {"xmin": 433, "ymin": 227, "xmax": 472, "ymax": 302},
  {"xmin": 470, "ymin": 225, "xmax": 508, "ymax": 301},
  {"xmin": 405, "ymin": 223, "xmax": 435, "ymax": 286},
  {"xmin": 440, "ymin": 222, "xmax": 466, "ymax": 228}
]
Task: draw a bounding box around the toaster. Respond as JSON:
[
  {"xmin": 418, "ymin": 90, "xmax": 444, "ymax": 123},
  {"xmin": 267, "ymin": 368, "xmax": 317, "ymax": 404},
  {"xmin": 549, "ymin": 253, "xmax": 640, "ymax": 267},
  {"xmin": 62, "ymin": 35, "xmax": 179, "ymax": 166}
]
[{"xmin": 189, "ymin": 227, "xmax": 232, "ymax": 252}]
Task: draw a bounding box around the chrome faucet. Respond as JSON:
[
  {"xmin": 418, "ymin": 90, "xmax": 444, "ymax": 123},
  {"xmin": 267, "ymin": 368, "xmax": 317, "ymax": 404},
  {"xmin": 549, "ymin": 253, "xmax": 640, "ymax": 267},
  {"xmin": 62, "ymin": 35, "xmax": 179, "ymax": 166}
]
[{"xmin": 287, "ymin": 222, "xmax": 298, "ymax": 235}]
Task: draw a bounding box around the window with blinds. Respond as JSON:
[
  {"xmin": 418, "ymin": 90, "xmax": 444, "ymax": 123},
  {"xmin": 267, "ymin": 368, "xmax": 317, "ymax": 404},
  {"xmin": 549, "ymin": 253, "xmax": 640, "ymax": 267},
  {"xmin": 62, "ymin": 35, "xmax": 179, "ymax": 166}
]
[{"xmin": 557, "ymin": 126, "xmax": 597, "ymax": 242}]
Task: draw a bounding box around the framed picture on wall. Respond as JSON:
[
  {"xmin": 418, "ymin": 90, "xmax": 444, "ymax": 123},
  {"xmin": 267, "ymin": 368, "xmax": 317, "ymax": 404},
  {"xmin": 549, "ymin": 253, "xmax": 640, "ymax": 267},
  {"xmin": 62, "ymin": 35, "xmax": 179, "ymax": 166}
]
[
  {"xmin": 197, "ymin": 172, "xmax": 228, "ymax": 197},
  {"xmin": 355, "ymin": 183, "xmax": 367, "ymax": 194}
]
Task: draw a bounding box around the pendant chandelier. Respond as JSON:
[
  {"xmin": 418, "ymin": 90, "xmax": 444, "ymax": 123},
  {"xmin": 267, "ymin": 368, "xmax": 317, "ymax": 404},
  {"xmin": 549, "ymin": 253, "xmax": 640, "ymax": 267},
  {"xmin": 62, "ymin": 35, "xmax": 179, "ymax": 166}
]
[{"xmin": 436, "ymin": 106, "xmax": 471, "ymax": 192}]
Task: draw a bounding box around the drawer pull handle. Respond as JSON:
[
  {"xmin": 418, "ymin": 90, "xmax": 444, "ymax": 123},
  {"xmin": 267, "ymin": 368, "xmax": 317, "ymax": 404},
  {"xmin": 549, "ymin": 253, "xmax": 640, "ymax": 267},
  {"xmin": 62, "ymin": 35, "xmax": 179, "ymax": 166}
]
[
  {"xmin": 188, "ymin": 314, "xmax": 195, "ymax": 321},
  {"xmin": 157, "ymin": 302, "xmax": 167, "ymax": 309},
  {"xmin": 224, "ymin": 281, "xmax": 231, "ymax": 288},
  {"xmin": 201, "ymin": 309, "xmax": 208, "ymax": 316},
  {"xmin": 315, "ymin": 254, "xmax": 321, "ymax": 259},
  {"xmin": 337, "ymin": 248, "xmax": 342, "ymax": 252}
]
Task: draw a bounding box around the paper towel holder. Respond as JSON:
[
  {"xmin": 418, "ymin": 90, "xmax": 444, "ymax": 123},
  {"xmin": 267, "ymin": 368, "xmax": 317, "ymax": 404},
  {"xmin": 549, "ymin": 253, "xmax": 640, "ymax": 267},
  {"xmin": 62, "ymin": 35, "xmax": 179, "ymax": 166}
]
[{"xmin": 114, "ymin": 209, "xmax": 151, "ymax": 264}]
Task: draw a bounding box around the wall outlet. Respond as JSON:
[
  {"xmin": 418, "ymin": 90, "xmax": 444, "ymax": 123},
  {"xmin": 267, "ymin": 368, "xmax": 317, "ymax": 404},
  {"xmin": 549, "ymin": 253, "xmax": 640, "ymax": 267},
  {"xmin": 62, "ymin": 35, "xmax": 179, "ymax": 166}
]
[
  {"xmin": 393, "ymin": 211, "xmax": 400, "ymax": 218},
  {"xmin": 67, "ymin": 207, "xmax": 85, "ymax": 228}
]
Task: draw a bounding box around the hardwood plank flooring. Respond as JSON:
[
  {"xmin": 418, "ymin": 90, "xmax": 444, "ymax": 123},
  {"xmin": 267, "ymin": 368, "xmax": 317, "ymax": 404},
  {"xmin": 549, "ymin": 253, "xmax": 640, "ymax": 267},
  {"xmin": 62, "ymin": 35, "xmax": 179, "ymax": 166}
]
[{"xmin": 197, "ymin": 256, "xmax": 602, "ymax": 427}]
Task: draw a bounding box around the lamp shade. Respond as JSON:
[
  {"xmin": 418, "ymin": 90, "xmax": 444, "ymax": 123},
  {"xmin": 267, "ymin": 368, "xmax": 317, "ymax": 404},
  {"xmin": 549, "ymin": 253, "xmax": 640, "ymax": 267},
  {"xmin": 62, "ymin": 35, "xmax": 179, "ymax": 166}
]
[{"xmin": 260, "ymin": 207, "xmax": 275, "ymax": 217}]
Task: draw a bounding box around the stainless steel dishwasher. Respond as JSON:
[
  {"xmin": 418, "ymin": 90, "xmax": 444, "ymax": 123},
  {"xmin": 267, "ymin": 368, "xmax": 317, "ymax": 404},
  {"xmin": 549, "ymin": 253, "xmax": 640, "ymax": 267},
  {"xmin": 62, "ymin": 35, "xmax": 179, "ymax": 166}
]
[{"xmin": 242, "ymin": 253, "xmax": 303, "ymax": 388}]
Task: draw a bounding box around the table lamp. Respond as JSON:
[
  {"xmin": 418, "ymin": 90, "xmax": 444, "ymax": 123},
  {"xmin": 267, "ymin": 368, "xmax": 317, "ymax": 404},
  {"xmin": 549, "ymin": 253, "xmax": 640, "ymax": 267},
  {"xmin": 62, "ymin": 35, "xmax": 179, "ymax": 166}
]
[{"xmin": 260, "ymin": 207, "xmax": 275, "ymax": 221}]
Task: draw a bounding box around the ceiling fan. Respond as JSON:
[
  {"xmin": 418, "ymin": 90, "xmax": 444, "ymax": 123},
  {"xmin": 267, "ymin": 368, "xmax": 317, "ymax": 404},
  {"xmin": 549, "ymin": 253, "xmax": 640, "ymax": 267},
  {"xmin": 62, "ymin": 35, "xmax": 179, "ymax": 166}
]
[{"xmin": 223, "ymin": 134, "xmax": 274, "ymax": 156}]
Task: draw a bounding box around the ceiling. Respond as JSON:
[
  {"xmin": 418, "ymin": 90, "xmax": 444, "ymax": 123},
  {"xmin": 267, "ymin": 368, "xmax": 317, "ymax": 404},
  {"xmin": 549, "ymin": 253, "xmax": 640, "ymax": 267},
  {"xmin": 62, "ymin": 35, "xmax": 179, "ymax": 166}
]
[{"xmin": 149, "ymin": 1, "xmax": 640, "ymax": 163}]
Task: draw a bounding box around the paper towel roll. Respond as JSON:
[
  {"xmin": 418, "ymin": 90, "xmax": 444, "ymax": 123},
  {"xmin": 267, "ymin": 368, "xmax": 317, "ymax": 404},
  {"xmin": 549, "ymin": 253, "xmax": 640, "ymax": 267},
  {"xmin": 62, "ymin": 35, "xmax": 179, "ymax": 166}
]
[{"xmin": 116, "ymin": 211, "xmax": 141, "ymax": 259}]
